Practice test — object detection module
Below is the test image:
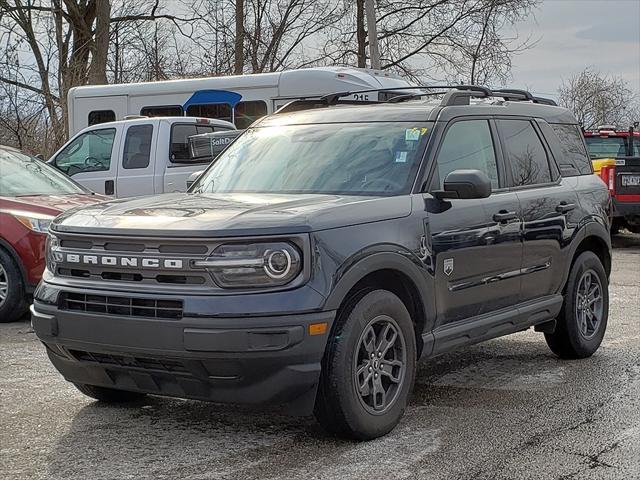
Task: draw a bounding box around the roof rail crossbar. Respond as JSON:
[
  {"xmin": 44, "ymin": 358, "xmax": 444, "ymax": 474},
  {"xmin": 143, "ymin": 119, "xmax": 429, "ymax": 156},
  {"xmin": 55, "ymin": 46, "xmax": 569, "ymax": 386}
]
[{"xmin": 440, "ymin": 85, "xmax": 493, "ymax": 106}]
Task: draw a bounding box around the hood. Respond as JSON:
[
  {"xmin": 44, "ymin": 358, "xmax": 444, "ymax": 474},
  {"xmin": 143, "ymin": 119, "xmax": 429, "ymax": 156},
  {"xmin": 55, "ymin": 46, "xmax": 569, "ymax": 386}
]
[
  {"xmin": 51, "ymin": 192, "xmax": 412, "ymax": 237},
  {"xmin": 0, "ymin": 193, "xmax": 107, "ymax": 217}
]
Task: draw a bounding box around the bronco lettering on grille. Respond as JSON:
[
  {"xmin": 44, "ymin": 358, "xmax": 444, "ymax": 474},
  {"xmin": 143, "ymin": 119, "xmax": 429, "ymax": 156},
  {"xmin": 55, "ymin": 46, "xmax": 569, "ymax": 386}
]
[{"xmin": 65, "ymin": 254, "xmax": 183, "ymax": 269}]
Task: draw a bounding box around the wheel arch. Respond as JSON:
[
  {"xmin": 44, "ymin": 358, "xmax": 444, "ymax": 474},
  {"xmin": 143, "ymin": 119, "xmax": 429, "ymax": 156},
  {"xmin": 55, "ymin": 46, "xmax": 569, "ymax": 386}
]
[
  {"xmin": 0, "ymin": 237, "xmax": 30, "ymax": 293},
  {"xmin": 324, "ymin": 252, "xmax": 434, "ymax": 357},
  {"xmin": 561, "ymin": 223, "xmax": 612, "ymax": 293}
]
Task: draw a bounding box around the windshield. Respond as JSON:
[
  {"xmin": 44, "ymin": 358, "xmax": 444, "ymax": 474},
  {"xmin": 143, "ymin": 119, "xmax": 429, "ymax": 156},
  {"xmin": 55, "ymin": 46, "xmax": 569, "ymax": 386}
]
[
  {"xmin": 192, "ymin": 122, "xmax": 431, "ymax": 196},
  {"xmin": 0, "ymin": 148, "xmax": 87, "ymax": 197},
  {"xmin": 585, "ymin": 136, "xmax": 640, "ymax": 159}
]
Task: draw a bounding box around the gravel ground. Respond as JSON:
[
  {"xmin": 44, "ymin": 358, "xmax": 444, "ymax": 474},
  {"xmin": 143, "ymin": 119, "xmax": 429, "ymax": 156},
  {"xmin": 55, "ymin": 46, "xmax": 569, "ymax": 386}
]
[{"xmin": 1, "ymin": 233, "xmax": 639, "ymax": 480}]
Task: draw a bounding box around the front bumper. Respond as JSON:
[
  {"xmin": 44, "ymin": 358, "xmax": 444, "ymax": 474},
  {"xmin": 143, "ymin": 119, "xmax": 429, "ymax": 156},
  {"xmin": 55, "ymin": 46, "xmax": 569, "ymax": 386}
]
[{"xmin": 31, "ymin": 294, "xmax": 335, "ymax": 414}]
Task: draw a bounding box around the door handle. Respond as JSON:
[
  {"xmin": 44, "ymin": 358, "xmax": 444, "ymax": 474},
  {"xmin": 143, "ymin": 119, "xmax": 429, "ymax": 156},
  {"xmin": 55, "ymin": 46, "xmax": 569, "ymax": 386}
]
[
  {"xmin": 555, "ymin": 202, "xmax": 576, "ymax": 214},
  {"xmin": 493, "ymin": 210, "xmax": 518, "ymax": 223},
  {"xmin": 105, "ymin": 179, "xmax": 115, "ymax": 195}
]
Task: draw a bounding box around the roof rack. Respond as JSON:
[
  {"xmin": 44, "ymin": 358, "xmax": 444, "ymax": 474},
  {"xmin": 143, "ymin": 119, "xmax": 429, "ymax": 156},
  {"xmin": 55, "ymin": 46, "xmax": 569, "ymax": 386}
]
[{"xmin": 274, "ymin": 85, "xmax": 557, "ymax": 114}]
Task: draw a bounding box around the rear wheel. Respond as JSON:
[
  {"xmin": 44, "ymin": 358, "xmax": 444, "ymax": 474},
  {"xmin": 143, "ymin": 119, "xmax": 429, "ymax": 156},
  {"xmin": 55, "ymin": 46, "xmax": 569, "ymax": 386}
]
[
  {"xmin": 0, "ymin": 248, "xmax": 27, "ymax": 323},
  {"xmin": 314, "ymin": 290, "xmax": 416, "ymax": 440},
  {"xmin": 74, "ymin": 383, "xmax": 147, "ymax": 403},
  {"xmin": 545, "ymin": 251, "xmax": 608, "ymax": 359}
]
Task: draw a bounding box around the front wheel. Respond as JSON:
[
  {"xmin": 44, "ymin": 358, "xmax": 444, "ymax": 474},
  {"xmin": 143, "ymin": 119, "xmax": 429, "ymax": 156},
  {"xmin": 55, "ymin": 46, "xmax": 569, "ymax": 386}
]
[
  {"xmin": 0, "ymin": 248, "xmax": 27, "ymax": 323},
  {"xmin": 314, "ymin": 290, "xmax": 416, "ymax": 440},
  {"xmin": 545, "ymin": 251, "xmax": 609, "ymax": 359}
]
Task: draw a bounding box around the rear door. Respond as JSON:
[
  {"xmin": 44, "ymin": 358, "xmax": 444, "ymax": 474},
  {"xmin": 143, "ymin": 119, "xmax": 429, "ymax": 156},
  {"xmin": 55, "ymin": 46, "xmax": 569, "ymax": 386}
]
[
  {"xmin": 497, "ymin": 118, "xmax": 579, "ymax": 301},
  {"xmin": 424, "ymin": 118, "xmax": 523, "ymax": 325},
  {"xmin": 615, "ymin": 156, "xmax": 640, "ymax": 202},
  {"xmin": 115, "ymin": 122, "xmax": 157, "ymax": 198},
  {"xmin": 50, "ymin": 126, "xmax": 121, "ymax": 195}
]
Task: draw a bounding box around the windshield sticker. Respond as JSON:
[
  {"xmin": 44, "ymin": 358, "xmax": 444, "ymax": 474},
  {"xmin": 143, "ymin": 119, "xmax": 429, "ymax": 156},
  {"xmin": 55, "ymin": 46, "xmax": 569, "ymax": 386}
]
[
  {"xmin": 395, "ymin": 151, "xmax": 408, "ymax": 163},
  {"xmin": 405, "ymin": 128, "xmax": 421, "ymax": 141}
]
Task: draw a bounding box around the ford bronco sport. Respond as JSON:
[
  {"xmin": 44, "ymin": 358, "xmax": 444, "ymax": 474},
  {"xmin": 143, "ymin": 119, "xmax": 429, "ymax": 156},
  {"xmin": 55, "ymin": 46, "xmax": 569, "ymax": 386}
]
[{"xmin": 32, "ymin": 86, "xmax": 612, "ymax": 440}]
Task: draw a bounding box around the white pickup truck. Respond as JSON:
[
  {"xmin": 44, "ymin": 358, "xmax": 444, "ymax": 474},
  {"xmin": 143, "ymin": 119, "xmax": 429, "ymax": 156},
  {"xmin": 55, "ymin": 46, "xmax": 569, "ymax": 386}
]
[{"xmin": 48, "ymin": 116, "xmax": 235, "ymax": 197}]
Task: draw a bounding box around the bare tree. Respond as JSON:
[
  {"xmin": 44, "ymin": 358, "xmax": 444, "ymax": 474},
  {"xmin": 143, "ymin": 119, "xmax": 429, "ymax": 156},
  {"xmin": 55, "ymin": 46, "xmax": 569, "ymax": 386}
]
[
  {"xmin": 0, "ymin": 0, "xmax": 199, "ymax": 146},
  {"xmin": 323, "ymin": 0, "xmax": 539, "ymax": 83},
  {"xmin": 558, "ymin": 67, "xmax": 640, "ymax": 130},
  {"xmin": 235, "ymin": 0, "xmax": 244, "ymax": 74}
]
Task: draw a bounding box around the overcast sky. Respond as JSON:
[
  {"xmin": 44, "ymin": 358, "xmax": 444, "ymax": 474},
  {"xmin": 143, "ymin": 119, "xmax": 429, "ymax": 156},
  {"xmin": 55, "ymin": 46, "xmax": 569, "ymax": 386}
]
[{"xmin": 506, "ymin": 0, "xmax": 640, "ymax": 99}]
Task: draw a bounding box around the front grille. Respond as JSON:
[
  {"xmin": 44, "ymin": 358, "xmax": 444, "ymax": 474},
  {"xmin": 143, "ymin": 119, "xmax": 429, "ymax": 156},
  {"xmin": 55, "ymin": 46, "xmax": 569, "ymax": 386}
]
[
  {"xmin": 59, "ymin": 292, "xmax": 183, "ymax": 319},
  {"xmin": 69, "ymin": 349, "xmax": 189, "ymax": 374},
  {"xmin": 54, "ymin": 234, "xmax": 215, "ymax": 289}
]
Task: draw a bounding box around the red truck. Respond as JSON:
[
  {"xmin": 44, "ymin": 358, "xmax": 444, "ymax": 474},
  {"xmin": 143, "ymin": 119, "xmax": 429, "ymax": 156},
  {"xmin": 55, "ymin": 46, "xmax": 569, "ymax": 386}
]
[{"xmin": 584, "ymin": 125, "xmax": 640, "ymax": 233}]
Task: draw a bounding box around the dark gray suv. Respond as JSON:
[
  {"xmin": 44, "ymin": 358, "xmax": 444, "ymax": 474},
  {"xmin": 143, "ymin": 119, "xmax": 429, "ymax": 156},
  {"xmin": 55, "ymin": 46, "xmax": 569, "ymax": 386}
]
[{"xmin": 32, "ymin": 86, "xmax": 612, "ymax": 440}]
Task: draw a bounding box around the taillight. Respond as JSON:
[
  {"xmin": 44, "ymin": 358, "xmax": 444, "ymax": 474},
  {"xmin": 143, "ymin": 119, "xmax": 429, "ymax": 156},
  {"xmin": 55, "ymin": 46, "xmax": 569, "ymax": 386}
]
[{"xmin": 599, "ymin": 165, "xmax": 616, "ymax": 195}]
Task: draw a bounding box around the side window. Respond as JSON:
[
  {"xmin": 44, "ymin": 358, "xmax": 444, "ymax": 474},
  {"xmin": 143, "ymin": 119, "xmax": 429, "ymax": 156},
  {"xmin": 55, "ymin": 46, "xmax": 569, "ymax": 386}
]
[
  {"xmin": 122, "ymin": 124, "xmax": 153, "ymax": 169},
  {"xmin": 140, "ymin": 105, "xmax": 183, "ymax": 117},
  {"xmin": 54, "ymin": 128, "xmax": 116, "ymax": 176},
  {"xmin": 434, "ymin": 120, "xmax": 499, "ymax": 189},
  {"xmin": 186, "ymin": 104, "xmax": 232, "ymax": 123},
  {"xmin": 88, "ymin": 110, "xmax": 115, "ymax": 126},
  {"xmin": 551, "ymin": 124, "xmax": 593, "ymax": 175},
  {"xmin": 170, "ymin": 124, "xmax": 217, "ymax": 161},
  {"xmin": 234, "ymin": 101, "xmax": 268, "ymax": 129},
  {"xmin": 498, "ymin": 119, "xmax": 552, "ymax": 186}
]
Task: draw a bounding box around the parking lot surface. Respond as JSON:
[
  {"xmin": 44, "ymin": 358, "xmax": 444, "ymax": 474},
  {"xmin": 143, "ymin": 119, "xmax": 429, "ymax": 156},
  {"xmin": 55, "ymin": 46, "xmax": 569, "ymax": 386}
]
[{"xmin": 1, "ymin": 233, "xmax": 639, "ymax": 480}]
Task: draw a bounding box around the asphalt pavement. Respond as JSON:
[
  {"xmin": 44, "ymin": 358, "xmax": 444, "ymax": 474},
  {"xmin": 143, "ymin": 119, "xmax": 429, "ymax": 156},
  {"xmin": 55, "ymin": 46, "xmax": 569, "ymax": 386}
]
[{"xmin": 1, "ymin": 233, "xmax": 639, "ymax": 480}]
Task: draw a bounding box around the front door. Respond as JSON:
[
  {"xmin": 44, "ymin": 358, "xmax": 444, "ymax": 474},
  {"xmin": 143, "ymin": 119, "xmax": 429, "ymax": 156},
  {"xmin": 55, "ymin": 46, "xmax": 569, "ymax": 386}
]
[
  {"xmin": 424, "ymin": 118, "xmax": 523, "ymax": 326},
  {"xmin": 49, "ymin": 126, "xmax": 121, "ymax": 195}
]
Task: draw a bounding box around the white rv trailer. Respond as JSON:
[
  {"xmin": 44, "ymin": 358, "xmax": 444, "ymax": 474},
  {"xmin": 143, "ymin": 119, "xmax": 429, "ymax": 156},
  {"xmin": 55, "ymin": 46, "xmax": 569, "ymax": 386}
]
[{"xmin": 67, "ymin": 67, "xmax": 412, "ymax": 136}]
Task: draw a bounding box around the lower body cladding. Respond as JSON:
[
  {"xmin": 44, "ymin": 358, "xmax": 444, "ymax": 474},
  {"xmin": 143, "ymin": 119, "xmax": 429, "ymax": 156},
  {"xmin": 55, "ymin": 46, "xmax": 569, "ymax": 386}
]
[{"xmin": 31, "ymin": 290, "xmax": 335, "ymax": 415}]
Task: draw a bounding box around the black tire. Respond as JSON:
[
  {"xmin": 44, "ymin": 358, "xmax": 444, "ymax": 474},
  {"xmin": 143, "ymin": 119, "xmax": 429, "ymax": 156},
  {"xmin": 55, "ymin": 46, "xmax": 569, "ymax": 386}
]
[
  {"xmin": 627, "ymin": 223, "xmax": 640, "ymax": 234},
  {"xmin": 610, "ymin": 220, "xmax": 621, "ymax": 235},
  {"xmin": 74, "ymin": 383, "xmax": 147, "ymax": 403},
  {"xmin": 0, "ymin": 248, "xmax": 27, "ymax": 323},
  {"xmin": 545, "ymin": 251, "xmax": 608, "ymax": 359},
  {"xmin": 314, "ymin": 290, "xmax": 416, "ymax": 440}
]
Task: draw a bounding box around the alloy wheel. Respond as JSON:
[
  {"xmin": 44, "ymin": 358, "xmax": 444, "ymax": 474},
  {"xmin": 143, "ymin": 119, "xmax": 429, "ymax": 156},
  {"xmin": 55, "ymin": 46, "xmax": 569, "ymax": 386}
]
[
  {"xmin": 353, "ymin": 315, "xmax": 407, "ymax": 415},
  {"xmin": 575, "ymin": 269, "xmax": 604, "ymax": 340},
  {"xmin": 0, "ymin": 263, "xmax": 8, "ymax": 307}
]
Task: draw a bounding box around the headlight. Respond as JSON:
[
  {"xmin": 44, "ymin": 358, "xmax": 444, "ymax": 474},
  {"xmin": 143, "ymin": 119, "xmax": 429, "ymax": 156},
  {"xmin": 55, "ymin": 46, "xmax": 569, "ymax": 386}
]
[
  {"xmin": 45, "ymin": 234, "xmax": 60, "ymax": 273},
  {"xmin": 13, "ymin": 213, "xmax": 54, "ymax": 233},
  {"xmin": 194, "ymin": 242, "xmax": 302, "ymax": 288}
]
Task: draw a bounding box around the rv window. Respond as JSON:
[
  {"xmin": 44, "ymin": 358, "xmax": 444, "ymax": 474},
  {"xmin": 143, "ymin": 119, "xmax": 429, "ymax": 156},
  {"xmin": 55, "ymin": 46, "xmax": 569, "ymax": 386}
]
[
  {"xmin": 123, "ymin": 124, "xmax": 153, "ymax": 169},
  {"xmin": 53, "ymin": 128, "xmax": 116, "ymax": 176},
  {"xmin": 88, "ymin": 110, "xmax": 115, "ymax": 126},
  {"xmin": 140, "ymin": 105, "xmax": 183, "ymax": 117},
  {"xmin": 234, "ymin": 101, "xmax": 268, "ymax": 129},
  {"xmin": 170, "ymin": 124, "xmax": 219, "ymax": 161},
  {"xmin": 186, "ymin": 104, "xmax": 232, "ymax": 123}
]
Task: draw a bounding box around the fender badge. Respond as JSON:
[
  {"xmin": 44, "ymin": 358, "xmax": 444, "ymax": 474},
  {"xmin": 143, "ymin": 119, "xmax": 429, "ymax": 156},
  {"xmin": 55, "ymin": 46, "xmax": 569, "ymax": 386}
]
[{"xmin": 444, "ymin": 258, "xmax": 454, "ymax": 276}]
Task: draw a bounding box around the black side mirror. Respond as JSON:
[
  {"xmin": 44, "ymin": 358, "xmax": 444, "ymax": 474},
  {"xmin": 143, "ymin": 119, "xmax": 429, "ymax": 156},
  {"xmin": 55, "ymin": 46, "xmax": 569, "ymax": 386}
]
[
  {"xmin": 433, "ymin": 169, "xmax": 492, "ymax": 200},
  {"xmin": 35, "ymin": 153, "xmax": 45, "ymax": 161}
]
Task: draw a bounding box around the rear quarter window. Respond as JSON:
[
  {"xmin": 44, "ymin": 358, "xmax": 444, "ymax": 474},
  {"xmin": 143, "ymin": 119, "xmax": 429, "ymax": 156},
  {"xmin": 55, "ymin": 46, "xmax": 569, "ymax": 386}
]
[{"xmin": 549, "ymin": 124, "xmax": 593, "ymax": 176}]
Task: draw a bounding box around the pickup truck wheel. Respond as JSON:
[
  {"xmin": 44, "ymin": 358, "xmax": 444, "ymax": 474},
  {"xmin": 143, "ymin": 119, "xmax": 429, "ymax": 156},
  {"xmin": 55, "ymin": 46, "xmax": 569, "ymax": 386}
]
[
  {"xmin": 0, "ymin": 249, "xmax": 27, "ymax": 323},
  {"xmin": 74, "ymin": 383, "xmax": 147, "ymax": 403},
  {"xmin": 314, "ymin": 290, "xmax": 416, "ymax": 440},
  {"xmin": 545, "ymin": 251, "xmax": 608, "ymax": 359}
]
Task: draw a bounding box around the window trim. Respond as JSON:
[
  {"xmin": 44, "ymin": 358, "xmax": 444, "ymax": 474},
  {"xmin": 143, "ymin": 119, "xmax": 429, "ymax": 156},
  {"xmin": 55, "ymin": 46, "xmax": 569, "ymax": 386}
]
[
  {"xmin": 421, "ymin": 117, "xmax": 507, "ymax": 194},
  {"xmin": 233, "ymin": 100, "xmax": 268, "ymax": 129},
  {"xmin": 495, "ymin": 116, "xmax": 560, "ymax": 191},
  {"xmin": 140, "ymin": 105, "xmax": 184, "ymax": 117}
]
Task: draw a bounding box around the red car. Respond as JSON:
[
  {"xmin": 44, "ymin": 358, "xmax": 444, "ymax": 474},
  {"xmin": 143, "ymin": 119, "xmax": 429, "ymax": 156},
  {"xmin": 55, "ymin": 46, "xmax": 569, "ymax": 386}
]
[{"xmin": 0, "ymin": 145, "xmax": 105, "ymax": 322}]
